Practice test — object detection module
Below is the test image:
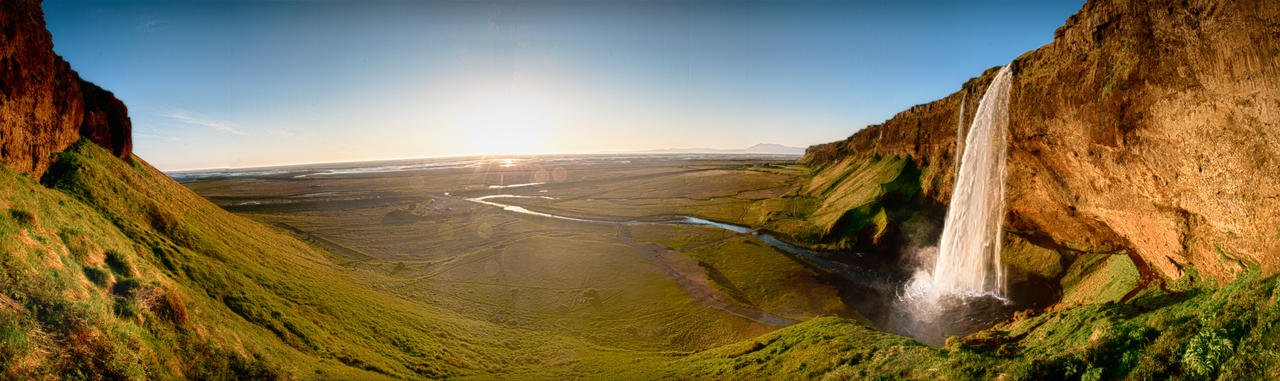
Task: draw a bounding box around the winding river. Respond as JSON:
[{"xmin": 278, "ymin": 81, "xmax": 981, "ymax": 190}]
[
  {"xmin": 464, "ymin": 194, "xmax": 1023, "ymax": 346},
  {"xmin": 464, "ymin": 194, "xmax": 899, "ymax": 294}
]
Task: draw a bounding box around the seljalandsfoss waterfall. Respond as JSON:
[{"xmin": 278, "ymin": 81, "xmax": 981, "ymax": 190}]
[{"xmin": 890, "ymin": 65, "xmax": 1015, "ymax": 346}]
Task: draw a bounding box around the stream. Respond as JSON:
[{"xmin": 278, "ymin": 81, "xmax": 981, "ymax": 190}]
[
  {"xmin": 465, "ymin": 195, "xmax": 899, "ymax": 297},
  {"xmin": 463, "ymin": 194, "xmax": 1021, "ymax": 346}
]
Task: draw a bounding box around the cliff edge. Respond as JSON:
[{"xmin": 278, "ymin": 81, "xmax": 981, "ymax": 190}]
[
  {"xmin": 1, "ymin": 0, "xmax": 131, "ymax": 177},
  {"xmin": 807, "ymin": 0, "xmax": 1280, "ymax": 283}
]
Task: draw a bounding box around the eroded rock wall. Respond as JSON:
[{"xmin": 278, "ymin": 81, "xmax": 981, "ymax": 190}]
[{"xmin": 1, "ymin": 0, "xmax": 131, "ymax": 177}]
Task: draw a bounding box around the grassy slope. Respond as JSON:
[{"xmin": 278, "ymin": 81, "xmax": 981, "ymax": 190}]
[
  {"xmin": 2, "ymin": 140, "xmax": 664, "ymax": 379},
  {"xmin": 6, "ymin": 140, "xmax": 1278, "ymax": 380},
  {"xmin": 595, "ymin": 152, "xmax": 1278, "ymax": 380},
  {"xmin": 750, "ymin": 154, "xmax": 924, "ymax": 252},
  {"xmin": 630, "ymin": 152, "xmax": 1278, "ymax": 380},
  {"xmin": 621, "ymin": 269, "xmax": 1280, "ymax": 380},
  {"xmin": 628, "ymin": 224, "xmax": 855, "ymax": 321}
]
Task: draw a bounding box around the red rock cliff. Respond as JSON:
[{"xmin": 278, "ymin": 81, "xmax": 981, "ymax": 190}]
[
  {"xmin": 1, "ymin": 0, "xmax": 131, "ymax": 177},
  {"xmin": 808, "ymin": 0, "xmax": 1280, "ymax": 282}
]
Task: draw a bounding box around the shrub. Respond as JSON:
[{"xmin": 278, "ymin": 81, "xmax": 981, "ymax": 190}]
[
  {"xmin": 1182, "ymin": 329, "xmax": 1234, "ymax": 379},
  {"xmin": 111, "ymin": 278, "xmax": 143, "ymax": 298},
  {"xmin": 111, "ymin": 278, "xmax": 146, "ymax": 318},
  {"xmin": 8, "ymin": 209, "xmax": 35, "ymax": 226},
  {"xmin": 59, "ymin": 230, "xmax": 93, "ymax": 261},
  {"xmin": 104, "ymin": 250, "xmax": 133, "ymax": 276},
  {"xmin": 83, "ymin": 266, "xmax": 110, "ymax": 288},
  {"xmin": 147, "ymin": 204, "xmax": 202, "ymax": 249},
  {"xmin": 155, "ymin": 289, "xmax": 189, "ymax": 326},
  {"xmin": 147, "ymin": 205, "xmax": 178, "ymax": 236}
]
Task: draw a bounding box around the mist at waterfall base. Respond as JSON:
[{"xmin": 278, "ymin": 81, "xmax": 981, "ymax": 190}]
[{"xmin": 886, "ymin": 66, "xmax": 1020, "ymax": 346}]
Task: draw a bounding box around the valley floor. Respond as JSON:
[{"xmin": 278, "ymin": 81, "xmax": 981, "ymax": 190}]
[
  {"xmin": 183, "ymin": 155, "xmax": 856, "ymax": 357},
  {"xmin": 5, "ymin": 143, "xmax": 1278, "ymax": 380},
  {"xmin": 165, "ymin": 152, "xmax": 1280, "ymax": 380}
]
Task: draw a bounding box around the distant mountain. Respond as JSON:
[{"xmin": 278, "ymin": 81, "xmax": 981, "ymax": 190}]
[{"xmin": 637, "ymin": 143, "xmax": 806, "ymax": 155}]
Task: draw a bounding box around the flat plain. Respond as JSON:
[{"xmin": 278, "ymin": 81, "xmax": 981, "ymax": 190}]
[{"xmin": 178, "ymin": 155, "xmax": 858, "ymax": 355}]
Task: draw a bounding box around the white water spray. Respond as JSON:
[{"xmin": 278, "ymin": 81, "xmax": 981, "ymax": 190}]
[{"xmin": 914, "ymin": 65, "xmax": 1013, "ymax": 299}]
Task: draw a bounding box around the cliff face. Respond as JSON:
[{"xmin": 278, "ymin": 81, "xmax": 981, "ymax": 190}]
[
  {"xmin": 0, "ymin": 0, "xmax": 131, "ymax": 177},
  {"xmin": 808, "ymin": 0, "xmax": 1280, "ymax": 283}
]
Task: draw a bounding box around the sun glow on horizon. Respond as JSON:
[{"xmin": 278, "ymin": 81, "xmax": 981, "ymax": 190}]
[{"xmin": 461, "ymin": 92, "xmax": 551, "ymax": 155}]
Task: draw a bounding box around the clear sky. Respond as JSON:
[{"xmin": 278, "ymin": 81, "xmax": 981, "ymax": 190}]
[{"xmin": 43, "ymin": 0, "xmax": 1083, "ymax": 170}]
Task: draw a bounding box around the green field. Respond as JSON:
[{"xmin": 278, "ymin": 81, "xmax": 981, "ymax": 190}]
[{"xmin": 3, "ymin": 141, "xmax": 1279, "ymax": 379}]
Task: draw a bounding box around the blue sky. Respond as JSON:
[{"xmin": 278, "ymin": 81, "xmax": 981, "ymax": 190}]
[{"xmin": 43, "ymin": 0, "xmax": 1083, "ymax": 170}]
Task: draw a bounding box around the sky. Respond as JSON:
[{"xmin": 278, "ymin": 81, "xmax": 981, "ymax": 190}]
[{"xmin": 43, "ymin": 0, "xmax": 1083, "ymax": 171}]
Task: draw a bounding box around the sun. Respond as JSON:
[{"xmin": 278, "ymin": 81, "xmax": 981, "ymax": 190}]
[{"xmin": 462, "ymin": 93, "xmax": 547, "ymax": 155}]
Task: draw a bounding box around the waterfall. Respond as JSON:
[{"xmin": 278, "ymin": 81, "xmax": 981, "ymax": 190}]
[
  {"xmin": 953, "ymin": 91, "xmax": 968, "ymax": 175},
  {"xmin": 928, "ymin": 65, "xmax": 1013, "ymax": 297},
  {"xmin": 889, "ymin": 65, "xmax": 1014, "ymax": 346},
  {"xmin": 931, "ymin": 65, "xmax": 1011, "ymax": 296}
]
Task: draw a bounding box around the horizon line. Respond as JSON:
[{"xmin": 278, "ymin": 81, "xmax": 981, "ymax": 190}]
[{"xmin": 158, "ymin": 147, "xmax": 808, "ymax": 173}]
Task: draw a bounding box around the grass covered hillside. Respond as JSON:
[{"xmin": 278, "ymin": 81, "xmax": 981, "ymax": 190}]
[
  {"xmin": 0, "ymin": 140, "xmax": 671, "ymax": 379},
  {"xmin": 7, "ymin": 140, "xmax": 1278, "ymax": 380},
  {"xmin": 633, "ymin": 269, "xmax": 1280, "ymax": 380},
  {"xmin": 756, "ymin": 153, "xmax": 930, "ymax": 253}
]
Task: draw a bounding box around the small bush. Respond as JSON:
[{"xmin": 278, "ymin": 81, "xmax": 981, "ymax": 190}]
[
  {"xmin": 113, "ymin": 299, "xmax": 137, "ymax": 318},
  {"xmin": 82, "ymin": 267, "xmax": 110, "ymax": 288},
  {"xmin": 104, "ymin": 250, "xmax": 133, "ymax": 276},
  {"xmin": 147, "ymin": 204, "xmax": 202, "ymax": 249},
  {"xmin": 147, "ymin": 205, "xmax": 178, "ymax": 236},
  {"xmin": 8, "ymin": 209, "xmax": 35, "ymax": 226},
  {"xmin": 59, "ymin": 230, "xmax": 94, "ymax": 261},
  {"xmin": 111, "ymin": 278, "xmax": 169, "ymax": 321},
  {"xmin": 185, "ymin": 340, "xmax": 283, "ymax": 380},
  {"xmin": 1182, "ymin": 329, "xmax": 1234, "ymax": 379},
  {"xmin": 111, "ymin": 278, "xmax": 143, "ymax": 298},
  {"xmin": 155, "ymin": 289, "xmax": 189, "ymax": 326}
]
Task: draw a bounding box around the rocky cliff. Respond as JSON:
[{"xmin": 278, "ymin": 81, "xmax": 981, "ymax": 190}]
[
  {"xmin": 1, "ymin": 0, "xmax": 131, "ymax": 177},
  {"xmin": 807, "ymin": 0, "xmax": 1280, "ymax": 283}
]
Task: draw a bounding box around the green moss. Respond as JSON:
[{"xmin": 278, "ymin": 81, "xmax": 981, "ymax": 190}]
[
  {"xmin": 770, "ymin": 154, "xmax": 924, "ymax": 250},
  {"xmin": 1059, "ymin": 253, "xmax": 1139, "ymax": 305},
  {"xmin": 1002, "ymin": 233, "xmax": 1066, "ymax": 279}
]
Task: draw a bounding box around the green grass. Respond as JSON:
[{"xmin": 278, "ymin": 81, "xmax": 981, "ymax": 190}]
[
  {"xmin": 630, "ymin": 224, "xmax": 855, "ymax": 321},
  {"xmin": 4, "ymin": 140, "xmax": 652, "ymax": 379},
  {"xmin": 5, "ymin": 139, "xmax": 1280, "ymax": 380},
  {"xmin": 739, "ymin": 153, "xmax": 931, "ymax": 253},
  {"xmin": 623, "ymin": 269, "xmax": 1280, "ymax": 380},
  {"xmin": 1058, "ymin": 253, "xmax": 1140, "ymax": 306},
  {"xmin": 1002, "ymin": 233, "xmax": 1067, "ymax": 279}
]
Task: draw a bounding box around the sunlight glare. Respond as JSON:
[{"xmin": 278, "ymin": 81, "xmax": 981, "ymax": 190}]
[{"xmin": 463, "ymin": 93, "xmax": 547, "ymax": 155}]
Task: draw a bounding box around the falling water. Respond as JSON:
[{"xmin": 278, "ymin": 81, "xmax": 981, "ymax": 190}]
[
  {"xmin": 930, "ymin": 65, "xmax": 1012, "ymax": 297},
  {"xmin": 953, "ymin": 91, "xmax": 968, "ymax": 176},
  {"xmin": 891, "ymin": 65, "xmax": 1014, "ymax": 346}
]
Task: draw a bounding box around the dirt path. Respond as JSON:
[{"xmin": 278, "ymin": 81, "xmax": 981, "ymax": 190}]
[{"xmin": 615, "ymin": 225, "xmax": 797, "ymax": 327}]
